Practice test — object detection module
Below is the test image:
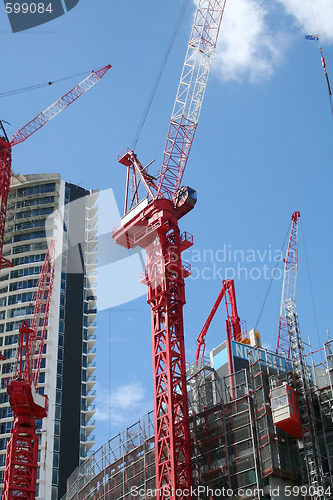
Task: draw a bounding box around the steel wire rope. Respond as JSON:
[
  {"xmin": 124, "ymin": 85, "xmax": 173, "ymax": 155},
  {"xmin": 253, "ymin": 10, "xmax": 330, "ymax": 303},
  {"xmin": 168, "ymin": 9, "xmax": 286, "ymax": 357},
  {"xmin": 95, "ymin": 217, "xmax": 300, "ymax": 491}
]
[
  {"xmin": 307, "ymin": 0, "xmax": 333, "ymax": 119},
  {"xmin": 299, "ymin": 219, "xmax": 323, "ymax": 356},
  {"xmin": 0, "ymin": 67, "xmax": 104, "ymax": 98},
  {"xmin": 255, "ymin": 221, "xmax": 291, "ymax": 331},
  {"xmin": 131, "ymin": 0, "xmax": 191, "ymax": 152}
]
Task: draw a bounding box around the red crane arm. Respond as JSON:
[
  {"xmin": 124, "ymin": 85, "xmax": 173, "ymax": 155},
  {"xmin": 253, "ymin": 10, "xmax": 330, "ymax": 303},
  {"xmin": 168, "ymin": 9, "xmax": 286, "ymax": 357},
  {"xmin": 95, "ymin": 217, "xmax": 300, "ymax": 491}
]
[
  {"xmin": 0, "ymin": 64, "xmax": 110, "ymax": 271},
  {"xmin": 195, "ymin": 279, "xmax": 241, "ymax": 364},
  {"xmin": 13, "ymin": 239, "xmax": 55, "ymax": 389},
  {"xmin": 3, "ymin": 241, "xmax": 55, "ymax": 500},
  {"xmin": 276, "ymin": 211, "xmax": 300, "ymax": 356},
  {"xmin": 10, "ymin": 64, "xmax": 111, "ymax": 147},
  {"xmin": 156, "ymin": 0, "xmax": 226, "ymax": 201}
]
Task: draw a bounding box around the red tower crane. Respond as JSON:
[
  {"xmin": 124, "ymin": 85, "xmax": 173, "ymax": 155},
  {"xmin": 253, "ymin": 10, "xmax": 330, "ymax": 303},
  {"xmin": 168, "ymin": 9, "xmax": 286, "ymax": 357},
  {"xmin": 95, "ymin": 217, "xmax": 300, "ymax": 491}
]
[
  {"xmin": 113, "ymin": 2, "xmax": 226, "ymax": 498},
  {"xmin": 2, "ymin": 240, "xmax": 55, "ymax": 500},
  {"xmin": 0, "ymin": 64, "xmax": 111, "ymax": 269},
  {"xmin": 195, "ymin": 279, "xmax": 244, "ymax": 365},
  {"xmin": 276, "ymin": 211, "xmax": 300, "ymax": 357}
]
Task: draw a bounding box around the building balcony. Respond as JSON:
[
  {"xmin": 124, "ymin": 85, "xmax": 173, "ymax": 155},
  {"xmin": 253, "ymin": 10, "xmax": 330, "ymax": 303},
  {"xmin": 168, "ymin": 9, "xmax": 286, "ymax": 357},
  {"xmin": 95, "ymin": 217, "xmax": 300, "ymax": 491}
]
[
  {"xmin": 86, "ymin": 375, "xmax": 96, "ymax": 391},
  {"xmin": 86, "ymin": 268, "xmax": 97, "ymax": 278},
  {"xmin": 87, "ymin": 296, "xmax": 97, "ymax": 308},
  {"xmin": 87, "ymin": 239, "xmax": 97, "ymax": 252},
  {"xmin": 86, "ymin": 286, "xmax": 97, "ymax": 298},
  {"xmin": 85, "ymin": 436, "xmax": 95, "ymax": 452},
  {"xmin": 87, "ymin": 323, "xmax": 97, "ymax": 337},
  {"xmin": 86, "ymin": 390, "xmax": 96, "ymax": 407},
  {"xmin": 87, "ymin": 349, "xmax": 96, "ymax": 363},
  {"xmin": 86, "ymin": 228, "xmax": 98, "ymax": 241},
  {"xmin": 87, "ymin": 362, "xmax": 96, "ymax": 377},
  {"xmin": 87, "ymin": 336, "xmax": 97, "ymax": 351},
  {"xmin": 86, "ymin": 277, "xmax": 97, "ymax": 289},
  {"xmin": 86, "ymin": 252, "xmax": 97, "ymax": 265},
  {"xmin": 84, "ymin": 421, "xmax": 95, "ymax": 438},
  {"xmin": 86, "ymin": 216, "xmax": 97, "ymax": 230},
  {"xmin": 87, "ymin": 190, "xmax": 98, "ymax": 208},
  {"xmin": 87, "ymin": 313, "xmax": 97, "ymax": 325},
  {"xmin": 87, "ymin": 206, "xmax": 97, "ymax": 219},
  {"xmin": 85, "ymin": 404, "xmax": 95, "ymax": 421}
]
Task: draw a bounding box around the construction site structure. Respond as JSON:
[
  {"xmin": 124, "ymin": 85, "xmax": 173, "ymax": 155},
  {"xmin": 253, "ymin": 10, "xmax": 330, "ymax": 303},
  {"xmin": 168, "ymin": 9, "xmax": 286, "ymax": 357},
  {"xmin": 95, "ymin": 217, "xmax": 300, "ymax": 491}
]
[
  {"xmin": 2, "ymin": 240, "xmax": 55, "ymax": 500},
  {"xmin": 113, "ymin": 2, "xmax": 226, "ymax": 497},
  {"xmin": 61, "ymin": 334, "xmax": 333, "ymax": 500}
]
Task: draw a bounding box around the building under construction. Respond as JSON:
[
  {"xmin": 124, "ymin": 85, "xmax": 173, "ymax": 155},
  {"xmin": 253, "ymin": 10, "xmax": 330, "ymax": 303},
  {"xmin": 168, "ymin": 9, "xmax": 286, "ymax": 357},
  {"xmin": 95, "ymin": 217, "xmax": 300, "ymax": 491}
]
[{"xmin": 61, "ymin": 332, "xmax": 333, "ymax": 499}]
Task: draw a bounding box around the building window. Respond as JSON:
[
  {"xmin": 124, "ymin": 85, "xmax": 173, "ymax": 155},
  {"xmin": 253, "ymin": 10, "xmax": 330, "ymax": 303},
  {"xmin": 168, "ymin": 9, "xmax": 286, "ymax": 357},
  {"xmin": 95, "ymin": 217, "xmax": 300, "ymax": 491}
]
[
  {"xmin": 9, "ymin": 279, "xmax": 38, "ymax": 292},
  {"xmin": 8, "ymin": 291, "xmax": 34, "ymax": 305},
  {"xmin": 13, "ymin": 230, "xmax": 46, "ymax": 243},
  {"xmin": 54, "ymin": 421, "xmax": 60, "ymax": 437},
  {"xmin": 52, "ymin": 468, "xmax": 59, "ymax": 486},
  {"xmin": 53, "ymin": 436, "xmax": 60, "ymax": 453},
  {"xmin": 10, "ymin": 265, "xmax": 42, "ymax": 279},
  {"xmin": 17, "ymin": 183, "xmax": 55, "ymax": 198},
  {"xmin": 2, "ymin": 363, "xmax": 13, "ymax": 375},
  {"xmin": 53, "ymin": 453, "xmax": 59, "ymax": 469},
  {"xmin": 16, "ymin": 195, "xmax": 55, "ymax": 209},
  {"xmin": 11, "ymin": 253, "xmax": 46, "ymax": 266},
  {"xmin": 14, "ymin": 219, "xmax": 46, "ymax": 232}
]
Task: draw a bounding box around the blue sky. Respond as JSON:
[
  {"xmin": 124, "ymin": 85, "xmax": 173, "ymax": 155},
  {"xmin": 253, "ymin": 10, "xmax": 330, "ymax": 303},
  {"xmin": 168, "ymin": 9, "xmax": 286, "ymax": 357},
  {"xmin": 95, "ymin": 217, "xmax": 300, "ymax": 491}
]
[{"xmin": 1, "ymin": 0, "xmax": 333, "ymax": 451}]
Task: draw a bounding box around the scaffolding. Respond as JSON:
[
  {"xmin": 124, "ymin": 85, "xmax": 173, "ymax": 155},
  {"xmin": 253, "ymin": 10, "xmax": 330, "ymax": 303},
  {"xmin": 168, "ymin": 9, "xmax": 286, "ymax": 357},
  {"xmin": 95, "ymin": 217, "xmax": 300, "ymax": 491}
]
[
  {"xmin": 248, "ymin": 347, "xmax": 299, "ymax": 482},
  {"xmin": 62, "ymin": 342, "xmax": 333, "ymax": 500},
  {"xmin": 62, "ymin": 412, "xmax": 155, "ymax": 499},
  {"xmin": 285, "ymin": 298, "xmax": 326, "ymax": 497},
  {"xmin": 187, "ymin": 361, "xmax": 229, "ymax": 498},
  {"xmin": 224, "ymin": 369, "xmax": 261, "ymax": 500}
]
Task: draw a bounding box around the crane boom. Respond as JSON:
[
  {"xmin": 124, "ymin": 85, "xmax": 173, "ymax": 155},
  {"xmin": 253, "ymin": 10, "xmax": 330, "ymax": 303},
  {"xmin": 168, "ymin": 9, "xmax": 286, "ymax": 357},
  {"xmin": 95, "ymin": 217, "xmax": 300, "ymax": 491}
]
[
  {"xmin": 156, "ymin": 0, "xmax": 226, "ymax": 200},
  {"xmin": 10, "ymin": 64, "xmax": 111, "ymax": 147},
  {"xmin": 276, "ymin": 211, "xmax": 300, "ymax": 356},
  {"xmin": 3, "ymin": 241, "xmax": 55, "ymax": 500},
  {"xmin": 195, "ymin": 279, "xmax": 242, "ymax": 365},
  {"xmin": 14, "ymin": 240, "xmax": 55, "ymax": 389},
  {"xmin": 0, "ymin": 63, "xmax": 110, "ymax": 270}
]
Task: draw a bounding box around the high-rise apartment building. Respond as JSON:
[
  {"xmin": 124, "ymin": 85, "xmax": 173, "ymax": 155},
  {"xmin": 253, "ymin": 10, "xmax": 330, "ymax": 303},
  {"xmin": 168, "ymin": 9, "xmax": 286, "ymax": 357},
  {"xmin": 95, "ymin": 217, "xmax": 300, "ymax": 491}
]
[{"xmin": 0, "ymin": 173, "xmax": 98, "ymax": 499}]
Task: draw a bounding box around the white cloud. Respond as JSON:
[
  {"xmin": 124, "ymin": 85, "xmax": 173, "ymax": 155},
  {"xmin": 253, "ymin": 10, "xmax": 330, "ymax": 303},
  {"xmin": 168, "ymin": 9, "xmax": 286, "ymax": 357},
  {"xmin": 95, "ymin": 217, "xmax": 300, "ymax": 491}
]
[
  {"xmin": 214, "ymin": 0, "xmax": 284, "ymax": 82},
  {"xmin": 277, "ymin": 0, "xmax": 333, "ymax": 43},
  {"xmin": 191, "ymin": 0, "xmax": 333, "ymax": 83},
  {"xmin": 95, "ymin": 381, "xmax": 148, "ymax": 427}
]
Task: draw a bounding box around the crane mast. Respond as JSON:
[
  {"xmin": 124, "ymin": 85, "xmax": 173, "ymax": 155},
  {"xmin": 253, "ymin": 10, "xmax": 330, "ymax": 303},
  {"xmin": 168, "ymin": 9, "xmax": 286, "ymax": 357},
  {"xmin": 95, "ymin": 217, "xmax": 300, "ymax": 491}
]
[
  {"xmin": 113, "ymin": 2, "xmax": 226, "ymax": 498},
  {"xmin": 2, "ymin": 241, "xmax": 55, "ymax": 500},
  {"xmin": 276, "ymin": 211, "xmax": 300, "ymax": 357},
  {"xmin": 285, "ymin": 298, "xmax": 326, "ymax": 498}
]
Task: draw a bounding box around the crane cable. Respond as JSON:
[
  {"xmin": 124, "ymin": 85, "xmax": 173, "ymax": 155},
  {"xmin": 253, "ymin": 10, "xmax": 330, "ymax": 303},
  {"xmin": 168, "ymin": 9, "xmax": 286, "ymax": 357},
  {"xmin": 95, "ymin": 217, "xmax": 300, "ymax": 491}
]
[
  {"xmin": 0, "ymin": 67, "xmax": 101, "ymax": 98},
  {"xmin": 131, "ymin": 0, "xmax": 191, "ymax": 152},
  {"xmin": 299, "ymin": 219, "xmax": 323, "ymax": 354},
  {"xmin": 306, "ymin": 0, "xmax": 333, "ymax": 119},
  {"xmin": 255, "ymin": 221, "xmax": 290, "ymax": 330}
]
